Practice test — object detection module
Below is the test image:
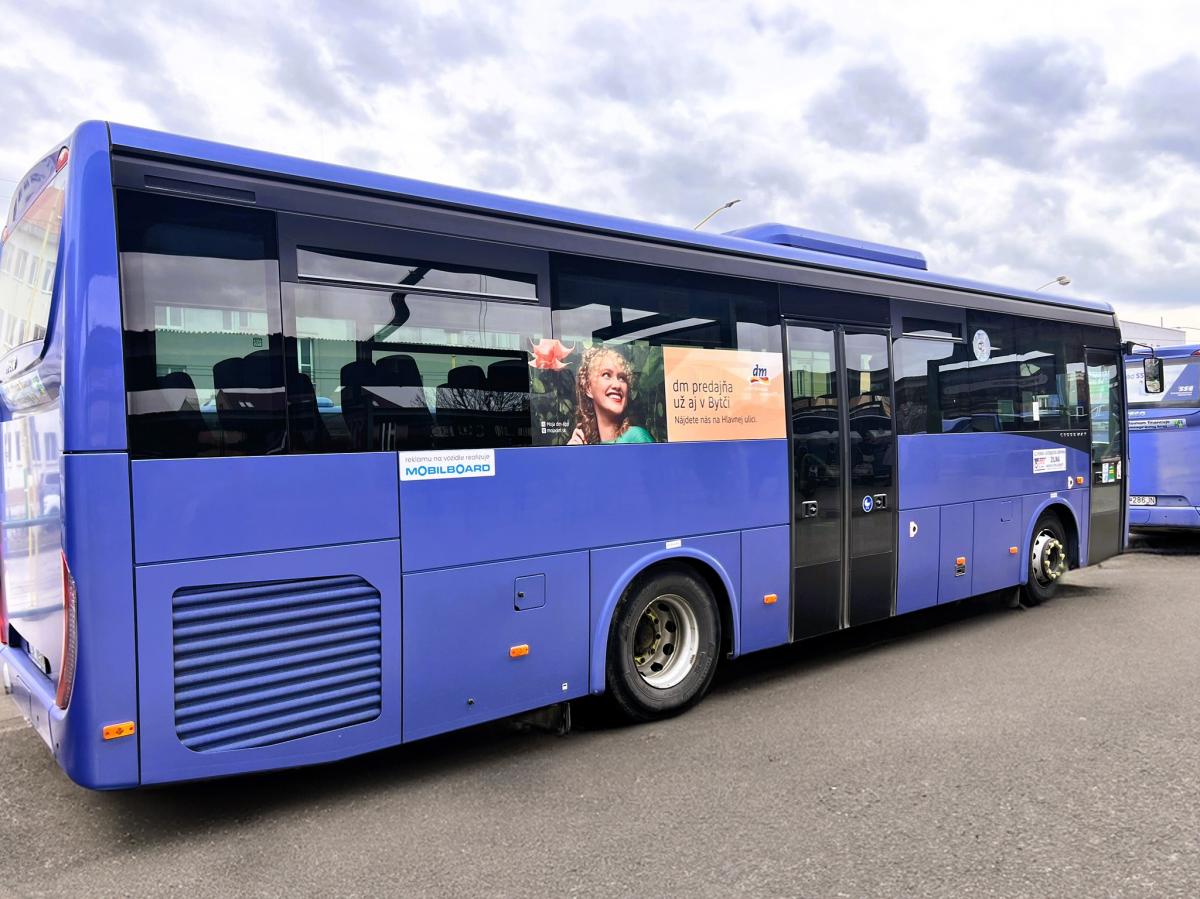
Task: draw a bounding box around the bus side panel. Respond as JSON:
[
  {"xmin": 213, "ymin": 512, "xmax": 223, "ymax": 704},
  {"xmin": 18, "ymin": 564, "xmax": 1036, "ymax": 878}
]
[
  {"xmin": 398, "ymin": 441, "xmax": 789, "ymax": 573},
  {"xmin": 971, "ymin": 499, "xmax": 1022, "ymax": 595},
  {"xmin": 739, "ymin": 525, "xmax": 790, "ymax": 654},
  {"xmin": 135, "ymin": 540, "xmax": 401, "ymax": 784},
  {"xmin": 58, "ymin": 453, "xmax": 139, "ymax": 789},
  {"xmin": 938, "ymin": 503, "xmax": 974, "ymax": 603},
  {"xmin": 62, "ymin": 120, "xmax": 127, "ymax": 454},
  {"xmin": 899, "ymin": 434, "xmax": 1091, "ymax": 508},
  {"xmin": 896, "ymin": 506, "xmax": 939, "ymax": 614},
  {"xmin": 130, "ymin": 454, "xmax": 400, "ymax": 564},
  {"xmin": 589, "ymin": 531, "xmax": 740, "ymax": 695},
  {"xmin": 401, "ymin": 551, "xmax": 589, "ymax": 741}
]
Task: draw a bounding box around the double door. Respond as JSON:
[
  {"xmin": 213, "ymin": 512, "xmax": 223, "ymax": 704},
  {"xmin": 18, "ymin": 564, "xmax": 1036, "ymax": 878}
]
[{"xmin": 786, "ymin": 322, "xmax": 896, "ymax": 640}]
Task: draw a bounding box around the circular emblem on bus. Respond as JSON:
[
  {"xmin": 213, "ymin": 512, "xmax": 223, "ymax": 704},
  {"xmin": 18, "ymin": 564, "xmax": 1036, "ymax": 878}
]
[
  {"xmin": 972, "ymin": 329, "xmax": 992, "ymax": 361},
  {"xmin": 862, "ymin": 495, "xmax": 874, "ymax": 513}
]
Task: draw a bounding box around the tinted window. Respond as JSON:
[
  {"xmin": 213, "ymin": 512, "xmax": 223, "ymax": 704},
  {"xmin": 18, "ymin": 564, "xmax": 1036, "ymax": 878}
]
[
  {"xmin": 118, "ymin": 191, "xmax": 285, "ymax": 459},
  {"xmin": 551, "ymin": 255, "xmax": 780, "ymax": 352},
  {"xmin": 285, "ymin": 281, "xmax": 548, "ymax": 452},
  {"xmin": 895, "ymin": 313, "xmax": 1088, "ymax": 435},
  {"xmin": 298, "ymin": 247, "xmax": 537, "ymax": 299},
  {"xmin": 893, "ymin": 336, "xmax": 966, "ymax": 434},
  {"xmin": 902, "ymin": 317, "xmax": 961, "ymax": 340}
]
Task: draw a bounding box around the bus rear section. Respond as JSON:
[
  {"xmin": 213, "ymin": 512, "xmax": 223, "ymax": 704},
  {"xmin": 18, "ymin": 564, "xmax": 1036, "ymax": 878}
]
[
  {"xmin": 0, "ymin": 144, "xmax": 71, "ymax": 753},
  {"xmin": 1126, "ymin": 347, "xmax": 1200, "ymax": 530}
]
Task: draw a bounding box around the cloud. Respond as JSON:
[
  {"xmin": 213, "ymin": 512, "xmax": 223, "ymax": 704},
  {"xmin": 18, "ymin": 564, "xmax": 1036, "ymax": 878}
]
[
  {"xmin": 960, "ymin": 39, "xmax": 1105, "ymax": 171},
  {"xmin": 1122, "ymin": 55, "xmax": 1200, "ymax": 163},
  {"xmin": 746, "ymin": 8, "xmax": 831, "ymax": 53},
  {"xmin": 848, "ymin": 181, "xmax": 928, "ymax": 237},
  {"xmin": 269, "ymin": 23, "xmax": 369, "ymax": 128},
  {"xmin": 560, "ymin": 16, "xmax": 731, "ymax": 106},
  {"xmin": 804, "ymin": 64, "xmax": 929, "ymax": 152}
]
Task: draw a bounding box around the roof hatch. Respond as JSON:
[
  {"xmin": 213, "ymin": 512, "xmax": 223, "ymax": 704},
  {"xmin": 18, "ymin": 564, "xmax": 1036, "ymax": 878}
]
[{"xmin": 725, "ymin": 222, "xmax": 927, "ymax": 271}]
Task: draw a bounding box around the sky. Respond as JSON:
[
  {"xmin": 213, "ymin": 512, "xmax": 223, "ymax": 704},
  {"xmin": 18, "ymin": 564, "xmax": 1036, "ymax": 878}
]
[{"xmin": 3, "ymin": 0, "xmax": 1200, "ymax": 334}]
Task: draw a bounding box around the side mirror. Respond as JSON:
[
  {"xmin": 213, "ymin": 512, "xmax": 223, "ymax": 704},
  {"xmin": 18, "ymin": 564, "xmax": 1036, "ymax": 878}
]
[{"xmin": 1143, "ymin": 356, "xmax": 1164, "ymax": 394}]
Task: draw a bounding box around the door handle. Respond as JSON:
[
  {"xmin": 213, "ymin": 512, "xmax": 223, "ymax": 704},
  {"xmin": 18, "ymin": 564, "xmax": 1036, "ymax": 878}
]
[{"xmin": 802, "ymin": 500, "xmax": 819, "ymax": 519}]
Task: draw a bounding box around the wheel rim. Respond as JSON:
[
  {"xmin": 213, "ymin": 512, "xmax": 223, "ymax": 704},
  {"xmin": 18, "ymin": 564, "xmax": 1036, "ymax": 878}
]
[
  {"xmin": 1031, "ymin": 529, "xmax": 1067, "ymax": 587},
  {"xmin": 631, "ymin": 593, "xmax": 700, "ymax": 689}
]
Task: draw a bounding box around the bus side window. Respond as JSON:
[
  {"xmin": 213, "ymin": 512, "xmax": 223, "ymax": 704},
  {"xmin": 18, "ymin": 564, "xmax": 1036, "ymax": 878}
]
[
  {"xmin": 282, "ymin": 279, "xmax": 549, "ymax": 454},
  {"xmin": 117, "ymin": 191, "xmax": 286, "ymax": 460},
  {"xmin": 550, "ymin": 254, "xmax": 780, "ymax": 353}
]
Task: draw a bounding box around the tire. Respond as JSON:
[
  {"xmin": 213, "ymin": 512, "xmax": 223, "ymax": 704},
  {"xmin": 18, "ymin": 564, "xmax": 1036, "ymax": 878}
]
[
  {"xmin": 605, "ymin": 566, "xmax": 722, "ymax": 722},
  {"xmin": 1022, "ymin": 513, "xmax": 1069, "ymax": 606}
]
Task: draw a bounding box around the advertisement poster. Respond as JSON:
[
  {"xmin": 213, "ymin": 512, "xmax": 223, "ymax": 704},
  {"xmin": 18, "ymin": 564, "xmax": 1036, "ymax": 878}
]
[{"xmin": 527, "ymin": 339, "xmax": 785, "ymax": 446}]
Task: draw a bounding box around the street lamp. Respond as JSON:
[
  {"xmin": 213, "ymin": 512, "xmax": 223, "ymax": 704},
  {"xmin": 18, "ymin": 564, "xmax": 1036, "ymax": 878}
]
[
  {"xmin": 1035, "ymin": 275, "xmax": 1071, "ymax": 290},
  {"xmin": 694, "ymin": 199, "xmax": 741, "ymax": 230}
]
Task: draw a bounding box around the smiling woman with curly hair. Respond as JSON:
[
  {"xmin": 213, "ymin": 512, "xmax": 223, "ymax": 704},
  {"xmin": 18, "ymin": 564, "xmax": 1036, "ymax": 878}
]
[{"xmin": 566, "ymin": 345, "xmax": 654, "ymax": 445}]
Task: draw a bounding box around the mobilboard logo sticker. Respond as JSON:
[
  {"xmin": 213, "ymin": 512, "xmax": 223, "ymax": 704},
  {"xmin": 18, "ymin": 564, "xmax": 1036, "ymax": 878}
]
[{"xmin": 399, "ymin": 449, "xmax": 496, "ymax": 481}]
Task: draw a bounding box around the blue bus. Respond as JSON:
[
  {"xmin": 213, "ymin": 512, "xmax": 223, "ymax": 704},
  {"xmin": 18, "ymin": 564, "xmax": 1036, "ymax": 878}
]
[
  {"xmin": 1, "ymin": 122, "xmax": 1128, "ymax": 789},
  {"xmin": 1126, "ymin": 344, "xmax": 1200, "ymax": 529}
]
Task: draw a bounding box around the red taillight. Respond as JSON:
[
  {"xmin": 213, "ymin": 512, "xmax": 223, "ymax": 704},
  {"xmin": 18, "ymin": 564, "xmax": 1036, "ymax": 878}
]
[
  {"xmin": 1192, "ymin": 349, "xmax": 1200, "ymax": 356},
  {"xmin": 54, "ymin": 146, "xmax": 69, "ymax": 172},
  {"xmin": 55, "ymin": 553, "xmax": 78, "ymax": 709},
  {"xmin": 0, "ymin": 541, "xmax": 8, "ymax": 646}
]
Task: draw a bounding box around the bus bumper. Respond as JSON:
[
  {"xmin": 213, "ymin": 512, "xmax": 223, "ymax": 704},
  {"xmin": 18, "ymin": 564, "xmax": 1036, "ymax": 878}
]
[
  {"xmin": 1129, "ymin": 505, "xmax": 1200, "ymax": 529},
  {"xmin": 1, "ymin": 642, "xmax": 140, "ymax": 790},
  {"xmin": 1, "ymin": 644, "xmax": 60, "ymax": 753}
]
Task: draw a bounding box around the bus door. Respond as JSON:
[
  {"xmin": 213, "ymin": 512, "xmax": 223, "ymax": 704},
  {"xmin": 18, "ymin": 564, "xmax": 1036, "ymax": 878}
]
[
  {"xmin": 1085, "ymin": 347, "xmax": 1126, "ymax": 563},
  {"xmin": 786, "ymin": 322, "xmax": 896, "ymax": 640}
]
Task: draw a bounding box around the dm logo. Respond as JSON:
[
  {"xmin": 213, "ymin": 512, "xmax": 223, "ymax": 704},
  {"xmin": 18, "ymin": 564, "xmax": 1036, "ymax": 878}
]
[
  {"xmin": 749, "ymin": 362, "xmax": 771, "ymax": 385},
  {"xmin": 861, "ymin": 495, "xmax": 874, "ymax": 513}
]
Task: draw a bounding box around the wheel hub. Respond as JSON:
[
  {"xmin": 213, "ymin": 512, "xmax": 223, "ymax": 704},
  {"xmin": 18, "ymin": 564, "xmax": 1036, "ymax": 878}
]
[
  {"xmin": 1031, "ymin": 530, "xmax": 1067, "ymax": 587},
  {"xmin": 632, "ymin": 593, "xmax": 700, "ymax": 690}
]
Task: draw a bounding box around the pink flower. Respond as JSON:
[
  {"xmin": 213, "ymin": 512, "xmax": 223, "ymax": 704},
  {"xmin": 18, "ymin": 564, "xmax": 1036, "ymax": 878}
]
[{"xmin": 529, "ymin": 338, "xmax": 575, "ymax": 370}]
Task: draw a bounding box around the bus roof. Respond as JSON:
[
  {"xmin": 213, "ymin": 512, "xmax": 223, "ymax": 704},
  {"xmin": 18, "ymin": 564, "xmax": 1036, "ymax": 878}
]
[
  {"xmin": 102, "ymin": 121, "xmax": 1114, "ymax": 317},
  {"xmin": 1128, "ymin": 344, "xmax": 1200, "ymax": 358}
]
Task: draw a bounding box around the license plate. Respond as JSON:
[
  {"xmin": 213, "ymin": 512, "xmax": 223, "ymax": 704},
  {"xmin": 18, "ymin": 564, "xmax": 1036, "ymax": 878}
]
[{"xmin": 1129, "ymin": 495, "xmax": 1157, "ymax": 506}]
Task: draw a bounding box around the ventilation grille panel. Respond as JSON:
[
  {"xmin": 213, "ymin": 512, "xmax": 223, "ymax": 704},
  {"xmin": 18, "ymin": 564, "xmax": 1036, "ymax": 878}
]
[{"xmin": 172, "ymin": 575, "xmax": 382, "ymax": 752}]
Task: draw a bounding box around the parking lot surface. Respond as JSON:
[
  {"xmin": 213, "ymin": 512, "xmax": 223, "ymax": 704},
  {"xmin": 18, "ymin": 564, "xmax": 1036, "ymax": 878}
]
[{"xmin": 1, "ymin": 539, "xmax": 1198, "ymax": 897}]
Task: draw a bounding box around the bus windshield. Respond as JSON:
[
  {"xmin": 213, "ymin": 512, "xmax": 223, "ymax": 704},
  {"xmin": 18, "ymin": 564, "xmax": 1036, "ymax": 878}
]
[
  {"xmin": 0, "ymin": 149, "xmax": 68, "ymax": 365},
  {"xmin": 1126, "ymin": 357, "xmax": 1200, "ymax": 409}
]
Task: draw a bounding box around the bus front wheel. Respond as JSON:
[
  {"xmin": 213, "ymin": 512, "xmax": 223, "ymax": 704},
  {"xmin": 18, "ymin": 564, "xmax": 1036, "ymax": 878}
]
[
  {"xmin": 605, "ymin": 566, "xmax": 721, "ymax": 722},
  {"xmin": 1023, "ymin": 513, "xmax": 1069, "ymax": 605}
]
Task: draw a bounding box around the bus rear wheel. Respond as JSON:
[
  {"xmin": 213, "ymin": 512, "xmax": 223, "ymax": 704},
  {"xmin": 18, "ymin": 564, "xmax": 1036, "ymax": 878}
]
[
  {"xmin": 1023, "ymin": 513, "xmax": 1069, "ymax": 605},
  {"xmin": 605, "ymin": 567, "xmax": 721, "ymax": 722}
]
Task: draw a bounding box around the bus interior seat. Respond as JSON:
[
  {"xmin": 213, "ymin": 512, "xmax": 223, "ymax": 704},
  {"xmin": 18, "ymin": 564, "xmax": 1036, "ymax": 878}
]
[
  {"xmin": 286, "ymin": 369, "xmax": 330, "ymax": 451},
  {"xmin": 374, "ymin": 353, "xmax": 434, "ymax": 449},
  {"xmin": 151, "ymin": 370, "xmax": 207, "ymax": 456},
  {"xmin": 435, "ymin": 365, "xmax": 489, "ymax": 448},
  {"xmin": 486, "ymin": 358, "xmax": 531, "ymax": 444},
  {"xmin": 213, "ymin": 351, "xmax": 286, "ymax": 451}
]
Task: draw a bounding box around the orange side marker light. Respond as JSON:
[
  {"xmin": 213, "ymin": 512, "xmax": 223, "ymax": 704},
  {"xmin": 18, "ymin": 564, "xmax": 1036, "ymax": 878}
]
[
  {"xmin": 956, "ymin": 557, "xmax": 967, "ymax": 566},
  {"xmin": 102, "ymin": 721, "xmax": 136, "ymax": 741},
  {"xmin": 1076, "ymin": 476, "xmax": 1085, "ymax": 485},
  {"xmin": 509, "ymin": 644, "xmax": 530, "ymax": 658},
  {"xmin": 763, "ymin": 593, "xmax": 778, "ymax": 605},
  {"xmin": 1009, "ymin": 546, "xmax": 1019, "ymax": 555}
]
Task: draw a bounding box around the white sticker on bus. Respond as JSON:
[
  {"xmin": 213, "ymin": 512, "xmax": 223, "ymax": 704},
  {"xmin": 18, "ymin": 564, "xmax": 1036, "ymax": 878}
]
[
  {"xmin": 1032, "ymin": 448, "xmax": 1067, "ymax": 474},
  {"xmin": 399, "ymin": 449, "xmax": 496, "ymax": 481}
]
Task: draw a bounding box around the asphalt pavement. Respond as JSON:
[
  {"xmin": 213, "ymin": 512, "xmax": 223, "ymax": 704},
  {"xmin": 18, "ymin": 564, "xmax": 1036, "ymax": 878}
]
[{"xmin": 1, "ymin": 537, "xmax": 1198, "ymax": 898}]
